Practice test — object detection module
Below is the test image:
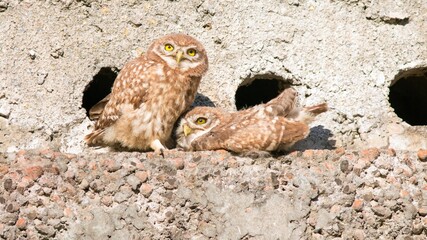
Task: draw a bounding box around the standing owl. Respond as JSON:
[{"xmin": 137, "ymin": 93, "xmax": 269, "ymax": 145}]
[
  {"xmin": 176, "ymin": 88, "xmax": 327, "ymax": 153},
  {"xmin": 85, "ymin": 33, "xmax": 208, "ymax": 153}
]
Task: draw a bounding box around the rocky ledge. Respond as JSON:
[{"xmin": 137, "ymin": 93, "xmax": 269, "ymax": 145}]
[{"xmin": 1, "ymin": 148, "xmax": 427, "ymax": 239}]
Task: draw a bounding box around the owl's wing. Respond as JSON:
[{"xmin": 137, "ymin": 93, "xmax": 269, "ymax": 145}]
[
  {"xmin": 85, "ymin": 56, "xmax": 154, "ymax": 144},
  {"xmin": 262, "ymin": 87, "xmax": 297, "ymax": 117},
  {"xmin": 88, "ymin": 93, "xmax": 111, "ymax": 121},
  {"xmin": 191, "ymin": 117, "xmax": 309, "ymax": 153}
]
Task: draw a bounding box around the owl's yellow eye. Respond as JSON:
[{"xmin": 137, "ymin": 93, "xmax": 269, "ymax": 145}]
[
  {"xmin": 187, "ymin": 48, "xmax": 197, "ymax": 56},
  {"xmin": 196, "ymin": 117, "xmax": 207, "ymax": 125},
  {"xmin": 164, "ymin": 44, "xmax": 174, "ymax": 52}
]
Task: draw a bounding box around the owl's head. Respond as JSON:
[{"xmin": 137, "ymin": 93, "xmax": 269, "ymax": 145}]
[
  {"xmin": 176, "ymin": 107, "xmax": 225, "ymax": 150},
  {"xmin": 147, "ymin": 33, "xmax": 208, "ymax": 75}
]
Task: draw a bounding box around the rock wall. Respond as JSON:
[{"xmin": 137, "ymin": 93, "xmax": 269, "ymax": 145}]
[
  {"xmin": 1, "ymin": 148, "xmax": 427, "ymax": 239},
  {"xmin": 0, "ymin": 0, "xmax": 426, "ymax": 153}
]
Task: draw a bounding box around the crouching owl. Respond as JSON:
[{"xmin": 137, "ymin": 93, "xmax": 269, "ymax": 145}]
[
  {"xmin": 85, "ymin": 33, "xmax": 209, "ymax": 152},
  {"xmin": 176, "ymin": 87, "xmax": 328, "ymax": 153}
]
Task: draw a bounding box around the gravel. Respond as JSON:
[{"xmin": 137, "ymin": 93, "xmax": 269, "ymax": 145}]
[{"xmin": 0, "ymin": 148, "xmax": 426, "ymax": 239}]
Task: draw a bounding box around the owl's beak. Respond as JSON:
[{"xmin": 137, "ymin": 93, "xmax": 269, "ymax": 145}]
[
  {"xmin": 183, "ymin": 124, "xmax": 192, "ymax": 136},
  {"xmin": 176, "ymin": 50, "xmax": 183, "ymax": 64}
]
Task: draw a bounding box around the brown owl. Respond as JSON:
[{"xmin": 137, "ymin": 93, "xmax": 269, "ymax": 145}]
[
  {"xmin": 176, "ymin": 88, "xmax": 327, "ymax": 153},
  {"xmin": 85, "ymin": 33, "xmax": 209, "ymax": 153}
]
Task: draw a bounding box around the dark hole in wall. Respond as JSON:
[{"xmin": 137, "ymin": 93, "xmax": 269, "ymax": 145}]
[
  {"xmin": 389, "ymin": 67, "xmax": 427, "ymax": 126},
  {"xmin": 235, "ymin": 76, "xmax": 290, "ymax": 110},
  {"xmin": 82, "ymin": 67, "xmax": 118, "ymax": 117}
]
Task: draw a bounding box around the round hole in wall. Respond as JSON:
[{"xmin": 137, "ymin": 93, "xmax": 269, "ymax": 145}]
[
  {"xmin": 235, "ymin": 74, "xmax": 291, "ymax": 110},
  {"xmin": 82, "ymin": 67, "xmax": 118, "ymax": 119},
  {"xmin": 389, "ymin": 66, "xmax": 427, "ymax": 126}
]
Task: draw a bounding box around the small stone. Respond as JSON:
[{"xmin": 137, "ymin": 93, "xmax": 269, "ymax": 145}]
[
  {"xmin": 385, "ymin": 148, "xmax": 396, "ymax": 157},
  {"xmin": 352, "ymin": 199, "xmax": 364, "ymax": 212},
  {"xmin": 50, "ymin": 48, "xmax": 64, "ymax": 58},
  {"xmin": 0, "ymin": 104, "xmax": 11, "ymax": 118},
  {"xmin": 114, "ymin": 189, "xmax": 133, "ymax": 203},
  {"xmin": 418, "ymin": 207, "xmax": 427, "ymax": 216},
  {"xmin": 140, "ymin": 183, "xmax": 153, "ymax": 197},
  {"xmin": 126, "ymin": 175, "xmax": 142, "ymax": 190},
  {"xmin": 342, "ymin": 184, "xmax": 356, "ymax": 194},
  {"xmin": 102, "ymin": 159, "xmax": 121, "ymax": 172},
  {"xmin": 101, "ymin": 196, "xmax": 113, "ymax": 207},
  {"xmin": 79, "ymin": 178, "xmax": 90, "ymax": 190},
  {"xmin": 29, "ymin": 50, "xmax": 36, "ymax": 60},
  {"xmin": 360, "ymin": 148, "xmax": 380, "ymax": 162},
  {"xmin": 340, "ymin": 160, "xmax": 350, "ymax": 173},
  {"xmin": 412, "ymin": 221, "xmax": 424, "ymax": 235},
  {"xmin": 37, "ymin": 72, "xmax": 48, "ymax": 85},
  {"xmin": 135, "ymin": 171, "xmax": 149, "ymax": 183},
  {"xmin": 417, "ymin": 149, "xmax": 427, "ymax": 162},
  {"xmin": 372, "ymin": 205, "xmax": 392, "ymax": 218},
  {"xmin": 0, "ymin": 164, "xmax": 9, "ymax": 175},
  {"xmin": 15, "ymin": 218, "xmax": 27, "ymax": 229},
  {"xmin": 199, "ymin": 221, "xmax": 217, "ymax": 238},
  {"xmin": 3, "ymin": 178, "xmax": 13, "ymax": 192},
  {"xmin": 170, "ymin": 158, "xmax": 185, "ymax": 170},
  {"xmin": 2, "ymin": 212, "xmax": 18, "ymax": 224},
  {"xmin": 47, "ymin": 218, "xmax": 61, "ymax": 228},
  {"xmin": 363, "ymin": 192, "xmax": 373, "ymax": 202},
  {"xmin": 35, "ymin": 223, "xmax": 56, "ymax": 237},
  {"xmin": 24, "ymin": 166, "xmax": 44, "ymax": 181},
  {"xmin": 164, "ymin": 177, "xmax": 178, "ymax": 190},
  {"xmin": 353, "ymin": 229, "xmax": 365, "ymax": 240},
  {"xmin": 6, "ymin": 203, "xmax": 18, "ymax": 213},
  {"xmin": 90, "ymin": 180, "xmax": 105, "ymax": 192},
  {"xmin": 403, "ymin": 202, "xmax": 418, "ymax": 219}
]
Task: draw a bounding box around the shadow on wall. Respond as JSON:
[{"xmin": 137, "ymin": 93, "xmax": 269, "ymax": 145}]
[
  {"xmin": 192, "ymin": 93, "xmax": 216, "ymax": 107},
  {"xmin": 293, "ymin": 125, "xmax": 336, "ymax": 151}
]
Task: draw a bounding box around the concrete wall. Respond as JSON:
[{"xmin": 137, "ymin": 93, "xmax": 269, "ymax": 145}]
[{"xmin": 0, "ymin": 0, "xmax": 426, "ymax": 153}]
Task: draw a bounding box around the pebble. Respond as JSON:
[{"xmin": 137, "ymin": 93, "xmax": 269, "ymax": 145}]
[
  {"xmin": 35, "ymin": 223, "xmax": 55, "ymax": 237},
  {"xmin": 126, "ymin": 175, "xmax": 142, "ymax": 190},
  {"xmin": 418, "ymin": 207, "xmax": 427, "ymax": 216},
  {"xmin": 352, "ymin": 199, "xmax": 364, "ymax": 212},
  {"xmin": 372, "ymin": 205, "xmax": 392, "ymax": 218},
  {"xmin": 114, "ymin": 188, "xmax": 133, "ymax": 203},
  {"xmin": 3, "ymin": 178, "xmax": 14, "ymax": 192},
  {"xmin": 135, "ymin": 171, "xmax": 149, "ymax": 183},
  {"xmin": 15, "ymin": 218, "xmax": 26, "ymax": 230},
  {"xmin": 140, "ymin": 183, "xmax": 153, "ymax": 197},
  {"xmin": 24, "ymin": 166, "xmax": 44, "ymax": 181},
  {"xmin": 418, "ymin": 149, "xmax": 427, "ymax": 162},
  {"xmin": 28, "ymin": 50, "xmax": 36, "ymax": 60}
]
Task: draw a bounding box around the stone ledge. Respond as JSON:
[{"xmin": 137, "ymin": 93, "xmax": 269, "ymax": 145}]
[{"xmin": 1, "ymin": 148, "xmax": 426, "ymax": 239}]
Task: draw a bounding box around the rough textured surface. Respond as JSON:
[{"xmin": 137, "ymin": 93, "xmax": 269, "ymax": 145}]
[
  {"xmin": 1, "ymin": 148, "xmax": 427, "ymax": 239},
  {"xmin": 1, "ymin": 1, "xmax": 427, "ymax": 238},
  {"xmin": 0, "ymin": 0, "xmax": 426, "ymax": 153}
]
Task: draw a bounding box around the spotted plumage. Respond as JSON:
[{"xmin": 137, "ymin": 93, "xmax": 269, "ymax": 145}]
[
  {"xmin": 85, "ymin": 33, "xmax": 208, "ymax": 152},
  {"xmin": 176, "ymin": 88, "xmax": 328, "ymax": 153}
]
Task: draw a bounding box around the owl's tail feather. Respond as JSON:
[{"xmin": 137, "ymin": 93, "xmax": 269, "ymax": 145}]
[
  {"xmin": 279, "ymin": 120, "xmax": 310, "ymax": 151},
  {"xmin": 287, "ymin": 103, "xmax": 328, "ymax": 124},
  {"xmin": 84, "ymin": 129, "xmax": 105, "ymax": 146}
]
